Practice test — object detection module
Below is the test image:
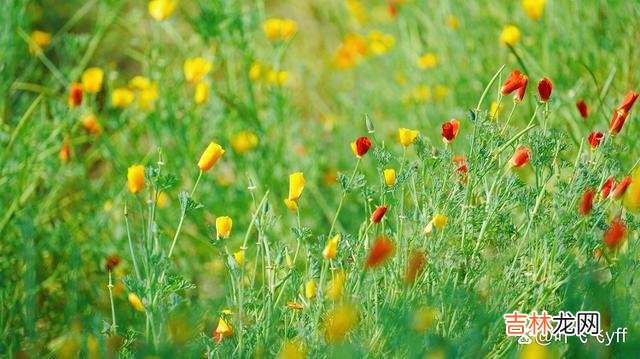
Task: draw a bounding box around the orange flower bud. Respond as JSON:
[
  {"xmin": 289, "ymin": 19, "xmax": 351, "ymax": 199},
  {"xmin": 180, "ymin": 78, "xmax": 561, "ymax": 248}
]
[
  {"xmin": 405, "ymin": 250, "xmax": 427, "ymax": 284},
  {"xmin": 578, "ymin": 188, "xmax": 595, "ymax": 216},
  {"xmin": 611, "ymin": 176, "xmax": 631, "ymax": 199},
  {"xmin": 588, "ymin": 132, "xmax": 604, "ymax": 150},
  {"xmin": 609, "ymin": 91, "xmax": 639, "ymax": 135},
  {"xmin": 576, "ymin": 100, "xmax": 589, "ymax": 118},
  {"xmin": 603, "ymin": 217, "xmax": 626, "ymax": 249},
  {"xmin": 350, "ymin": 136, "xmax": 372, "ymax": 157},
  {"xmin": 365, "ymin": 236, "xmax": 394, "ymax": 268},
  {"xmin": 370, "ymin": 205, "xmax": 388, "ymax": 224},
  {"xmin": 59, "ymin": 138, "xmax": 71, "ymax": 162},
  {"xmin": 197, "ymin": 142, "xmax": 225, "ymax": 171},
  {"xmin": 501, "ymin": 70, "xmax": 528, "ymax": 102},
  {"xmin": 68, "ymin": 82, "xmax": 83, "ymax": 108},
  {"xmin": 509, "ymin": 146, "xmax": 530, "ymax": 168},
  {"xmin": 600, "ymin": 176, "xmax": 615, "ymax": 199}
]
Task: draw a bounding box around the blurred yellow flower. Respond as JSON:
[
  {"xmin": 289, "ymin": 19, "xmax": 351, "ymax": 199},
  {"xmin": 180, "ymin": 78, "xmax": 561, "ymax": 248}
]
[
  {"xmin": 198, "ymin": 142, "xmax": 225, "ymax": 171},
  {"xmin": 216, "ymin": 216, "xmax": 232, "ymax": 238},
  {"xmin": 263, "ymin": 18, "xmax": 298, "ymax": 41},
  {"xmin": 323, "ymin": 303, "xmax": 357, "ymax": 342},
  {"xmin": 249, "ymin": 62, "xmax": 262, "ymax": 81},
  {"xmin": 500, "ymin": 25, "xmax": 521, "ymax": 46},
  {"xmin": 417, "ymin": 53, "xmax": 438, "ymax": 69},
  {"xmin": 322, "ymin": 234, "xmax": 340, "ymax": 260},
  {"xmin": 231, "ymin": 131, "xmax": 259, "ymax": 154},
  {"xmin": 346, "ymin": 0, "xmax": 368, "ymax": 24},
  {"xmin": 233, "ymin": 250, "xmax": 244, "ymax": 265},
  {"xmin": 267, "ymin": 70, "xmax": 289, "ymax": 86},
  {"xmin": 413, "ymin": 85, "xmax": 431, "ymax": 102},
  {"xmin": 623, "ymin": 167, "xmax": 640, "ymax": 213},
  {"xmin": 81, "ymin": 114, "xmax": 103, "ymax": 135},
  {"xmin": 434, "ymin": 85, "xmax": 449, "ymax": 100},
  {"xmin": 157, "ymin": 191, "xmax": 169, "ymax": 208},
  {"xmin": 29, "ymin": 30, "xmax": 51, "ymax": 54},
  {"xmin": 111, "ymin": 87, "xmax": 134, "ymax": 108},
  {"xmin": 447, "ymin": 15, "xmax": 460, "ymax": 29},
  {"xmin": 383, "ymin": 168, "xmax": 396, "ymax": 186},
  {"xmin": 214, "ymin": 317, "xmax": 233, "ymax": 341},
  {"xmin": 128, "ymin": 293, "xmax": 145, "ymax": 312},
  {"xmin": 277, "ymin": 339, "xmax": 306, "ymax": 359},
  {"xmin": 521, "ymin": 0, "xmax": 546, "ymax": 20},
  {"xmin": 367, "ymin": 30, "xmax": 395, "ymax": 55},
  {"xmin": 398, "ymin": 128, "xmax": 419, "ymax": 147},
  {"xmin": 284, "ymin": 172, "xmax": 305, "ymax": 211},
  {"xmin": 519, "ymin": 342, "xmax": 552, "ymax": 359},
  {"xmin": 334, "ymin": 34, "xmax": 368, "ymax": 69},
  {"xmin": 129, "ymin": 75, "xmax": 151, "ymax": 90},
  {"xmin": 412, "ymin": 306, "xmax": 437, "ymax": 332},
  {"xmin": 489, "ymin": 100, "xmax": 504, "ymax": 120},
  {"xmin": 194, "ymin": 82, "xmax": 209, "ymax": 104},
  {"xmin": 81, "ymin": 67, "xmax": 104, "ymax": 93},
  {"xmin": 127, "ymin": 165, "xmax": 145, "ymax": 194},
  {"xmin": 432, "ymin": 214, "xmax": 448, "ymax": 229},
  {"xmin": 148, "ymin": 0, "xmax": 176, "ymax": 21},
  {"xmin": 326, "ymin": 270, "xmax": 346, "ymax": 300},
  {"xmin": 305, "ymin": 279, "xmax": 316, "ymax": 299},
  {"xmin": 184, "ymin": 57, "xmax": 212, "ymax": 84},
  {"xmin": 138, "ymin": 82, "xmax": 159, "ymax": 110}
]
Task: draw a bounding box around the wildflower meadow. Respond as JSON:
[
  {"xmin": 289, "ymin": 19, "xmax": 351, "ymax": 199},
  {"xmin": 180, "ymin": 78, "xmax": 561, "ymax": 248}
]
[{"xmin": 2, "ymin": 0, "xmax": 640, "ymax": 358}]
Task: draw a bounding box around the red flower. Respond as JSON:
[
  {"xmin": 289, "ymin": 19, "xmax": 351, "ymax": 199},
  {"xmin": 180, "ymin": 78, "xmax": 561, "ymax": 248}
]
[
  {"xmin": 370, "ymin": 205, "xmax": 388, "ymax": 224},
  {"xmin": 578, "ymin": 188, "xmax": 595, "ymax": 216},
  {"xmin": 365, "ymin": 236, "xmax": 395, "ymax": 268},
  {"xmin": 609, "ymin": 91, "xmax": 639, "ymax": 135},
  {"xmin": 588, "ymin": 132, "xmax": 604, "ymax": 150},
  {"xmin": 600, "ymin": 176, "xmax": 615, "ymax": 199},
  {"xmin": 603, "ymin": 217, "xmax": 626, "ymax": 249},
  {"xmin": 387, "ymin": 0, "xmax": 397, "ymax": 17},
  {"xmin": 441, "ymin": 119, "xmax": 460, "ymax": 143},
  {"xmin": 105, "ymin": 255, "xmax": 122, "ymax": 271},
  {"xmin": 509, "ymin": 146, "xmax": 530, "ymax": 168},
  {"xmin": 537, "ymin": 77, "xmax": 553, "ymax": 102},
  {"xmin": 405, "ymin": 250, "xmax": 427, "ymax": 284},
  {"xmin": 352, "ymin": 136, "xmax": 372, "ymax": 157},
  {"xmin": 611, "ymin": 176, "xmax": 631, "ymax": 199},
  {"xmin": 68, "ymin": 82, "xmax": 83, "ymax": 108},
  {"xmin": 576, "ymin": 100, "xmax": 589, "ymax": 118},
  {"xmin": 501, "ymin": 70, "xmax": 528, "ymax": 96},
  {"xmin": 455, "ymin": 163, "xmax": 468, "ymax": 184},
  {"xmin": 618, "ymin": 91, "xmax": 639, "ymax": 112}
]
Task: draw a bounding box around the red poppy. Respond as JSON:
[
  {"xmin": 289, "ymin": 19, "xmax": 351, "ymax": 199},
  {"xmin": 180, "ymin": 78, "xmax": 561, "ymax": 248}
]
[
  {"xmin": 603, "ymin": 217, "xmax": 626, "ymax": 249},
  {"xmin": 365, "ymin": 236, "xmax": 395, "ymax": 268},
  {"xmin": 441, "ymin": 119, "xmax": 460, "ymax": 142},
  {"xmin": 609, "ymin": 91, "xmax": 639, "ymax": 134},
  {"xmin": 611, "ymin": 176, "xmax": 631, "ymax": 199},
  {"xmin": 618, "ymin": 91, "xmax": 639, "ymax": 112},
  {"xmin": 68, "ymin": 82, "xmax": 83, "ymax": 108},
  {"xmin": 352, "ymin": 136, "xmax": 372, "ymax": 157},
  {"xmin": 588, "ymin": 132, "xmax": 604, "ymax": 150},
  {"xmin": 509, "ymin": 146, "xmax": 530, "ymax": 168},
  {"xmin": 537, "ymin": 77, "xmax": 553, "ymax": 102},
  {"xmin": 370, "ymin": 205, "xmax": 388, "ymax": 224},
  {"xmin": 600, "ymin": 176, "xmax": 615, "ymax": 199},
  {"xmin": 501, "ymin": 70, "xmax": 528, "ymax": 96},
  {"xmin": 576, "ymin": 100, "xmax": 589, "ymax": 118},
  {"xmin": 578, "ymin": 188, "xmax": 595, "ymax": 216}
]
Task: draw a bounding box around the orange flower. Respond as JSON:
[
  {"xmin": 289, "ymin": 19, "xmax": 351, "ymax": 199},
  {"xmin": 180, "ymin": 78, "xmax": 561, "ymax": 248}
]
[
  {"xmin": 197, "ymin": 142, "xmax": 225, "ymax": 171},
  {"xmin": 578, "ymin": 188, "xmax": 595, "ymax": 216},
  {"xmin": 576, "ymin": 100, "xmax": 589, "ymax": 118},
  {"xmin": 213, "ymin": 318, "xmax": 232, "ymax": 343},
  {"xmin": 285, "ymin": 301, "xmax": 304, "ymax": 310},
  {"xmin": 441, "ymin": 119, "xmax": 460, "ymax": 143},
  {"xmin": 405, "ymin": 250, "xmax": 427, "ymax": 284},
  {"xmin": 365, "ymin": 236, "xmax": 394, "ymax": 268},
  {"xmin": 611, "ymin": 176, "xmax": 631, "ymax": 199},
  {"xmin": 600, "ymin": 176, "xmax": 615, "ymax": 199},
  {"xmin": 588, "ymin": 132, "xmax": 604, "ymax": 150},
  {"xmin": 537, "ymin": 77, "xmax": 552, "ymax": 102},
  {"xmin": 370, "ymin": 205, "xmax": 388, "ymax": 224},
  {"xmin": 350, "ymin": 136, "xmax": 372, "ymax": 157},
  {"xmin": 609, "ymin": 91, "xmax": 639, "ymax": 134},
  {"xmin": 603, "ymin": 217, "xmax": 626, "ymax": 249},
  {"xmin": 501, "ymin": 70, "xmax": 528, "ymax": 102},
  {"xmin": 509, "ymin": 146, "xmax": 530, "ymax": 168},
  {"xmin": 59, "ymin": 138, "xmax": 71, "ymax": 162},
  {"xmin": 81, "ymin": 114, "xmax": 103, "ymax": 135},
  {"xmin": 68, "ymin": 82, "xmax": 83, "ymax": 108}
]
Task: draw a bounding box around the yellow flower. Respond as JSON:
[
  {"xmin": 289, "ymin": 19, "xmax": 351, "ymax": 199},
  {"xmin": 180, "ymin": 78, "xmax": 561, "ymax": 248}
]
[
  {"xmin": 184, "ymin": 57, "xmax": 212, "ymax": 84},
  {"xmin": 323, "ymin": 303, "xmax": 358, "ymax": 343},
  {"xmin": 623, "ymin": 167, "xmax": 640, "ymax": 213},
  {"xmin": 29, "ymin": 30, "xmax": 51, "ymax": 54},
  {"xmin": 127, "ymin": 165, "xmax": 145, "ymax": 194},
  {"xmin": 417, "ymin": 53, "xmax": 438, "ymax": 69},
  {"xmin": 128, "ymin": 293, "xmax": 145, "ymax": 312},
  {"xmin": 157, "ymin": 191, "xmax": 169, "ymax": 208},
  {"xmin": 346, "ymin": 0, "xmax": 368, "ymax": 24},
  {"xmin": 305, "ymin": 280, "xmax": 317, "ymax": 299},
  {"xmin": 398, "ymin": 128, "xmax": 419, "ymax": 147},
  {"xmin": 266, "ymin": 70, "xmax": 289, "ymax": 86},
  {"xmin": 521, "ymin": 0, "xmax": 546, "ymax": 20},
  {"xmin": 284, "ymin": 172, "xmax": 305, "ymax": 211},
  {"xmin": 412, "ymin": 306, "xmax": 437, "ymax": 332},
  {"xmin": 277, "ymin": 339, "xmax": 306, "ymax": 359},
  {"xmin": 81, "ymin": 67, "xmax": 104, "ymax": 93},
  {"xmin": 262, "ymin": 18, "xmax": 298, "ymax": 41},
  {"xmin": 148, "ymin": 0, "xmax": 176, "ymax": 21},
  {"xmin": 383, "ymin": 169, "xmax": 396, "ymax": 186},
  {"xmin": 489, "ymin": 101, "xmax": 504, "ymax": 120},
  {"xmin": 197, "ymin": 142, "xmax": 225, "ymax": 171},
  {"xmin": 216, "ymin": 216, "xmax": 233, "ymax": 238},
  {"xmin": 231, "ymin": 131, "xmax": 259, "ymax": 154},
  {"xmin": 249, "ymin": 62, "xmax": 262, "ymax": 81},
  {"xmin": 367, "ymin": 30, "xmax": 395, "ymax": 56},
  {"xmin": 128, "ymin": 75, "xmax": 151, "ymax": 90},
  {"xmin": 194, "ymin": 82, "xmax": 209, "ymax": 104},
  {"xmin": 322, "ymin": 234, "xmax": 340, "ymax": 260},
  {"xmin": 284, "ymin": 199, "xmax": 298, "ymax": 211},
  {"xmin": 413, "ymin": 85, "xmax": 431, "ymax": 102},
  {"xmin": 81, "ymin": 114, "xmax": 103, "ymax": 135},
  {"xmin": 111, "ymin": 87, "xmax": 134, "ymax": 108},
  {"xmin": 214, "ymin": 317, "xmax": 233, "ymax": 339},
  {"xmin": 138, "ymin": 82, "xmax": 159, "ymax": 110},
  {"xmin": 326, "ymin": 271, "xmax": 346, "ymax": 300},
  {"xmin": 233, "ymin": 250, "xmax": 244, "ymax": 265},
  {"xmin": 500, "ymin": 25, "xmax": 521, "ymax": 46},
  {"xmin": 432, "ymin": 214, "xmax": 448, "ymax": 229},
  {"xmin": 447, "ymin": 15, "xmax": 460, "ymax": 29},
  {"xmin": 334, "ymin": 34, "xmax": 368, "ymax": 69}
]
